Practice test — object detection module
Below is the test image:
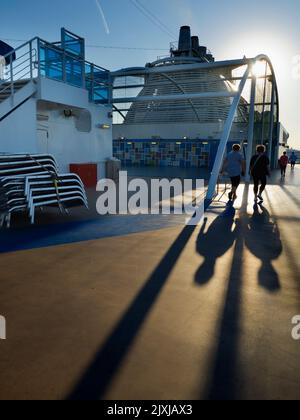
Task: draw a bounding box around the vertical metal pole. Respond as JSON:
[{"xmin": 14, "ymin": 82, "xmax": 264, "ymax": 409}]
[
  {"xmin": 81, "ymin": 31, "xmax": 86, "ymax": 87},
  {"xmin": 268, "ymin": 81, "xmax": 276, "ymax": 166},
  {"xmin": 62, "ymin": 52, "xmax": 66, "ymax": 83},
  {"xmin": 260, "ymin": 61, "xmax": 268, "ymax": 144},
  {"xmin": 206, "ymin": 65, "xmax": 251, "ymax": 201},
  {"xmin": 61, "ymin": 29, "xmax": 66, "ymax": 84},
  {"xmin": 10, "ymin": 59, "xmax": 14, "ymax": 105},
  {"xmin": 91, "ymin": 64, "xmax": 95, "ymax": 101},
  {"xmin": 61, "ymin": 28, "xmax": 65, "ymax": 51},
  {"xmin": 275, "ymin": 123, "xmax": 281, "ymax": 166},
  {"xmin": 245, "ymin": 75, "xmax": 257, "ymax": 182},
  {"xmin": 81, "ymin": 59, "xmax": 85, "ymax": 89},
  {"xmin": 108, "ymin": 72, "xmax": 113, "ymax": 105},
  {"xmin": 29, "ymin": 40, "xmax": 33, "ymax": 80},
  {"xmin": 37, "ymin": 39, "xmax": 41, "ymax": 78}
]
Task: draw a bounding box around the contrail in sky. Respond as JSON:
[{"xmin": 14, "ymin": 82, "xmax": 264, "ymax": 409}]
[{"xmin": 95, "ymin": 0, "xmax": 110, "ymax": 35}]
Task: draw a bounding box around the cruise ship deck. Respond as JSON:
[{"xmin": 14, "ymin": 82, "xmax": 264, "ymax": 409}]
[{"xmin": 0, "ymin": 168, "xmax": 299, "ymax": 400}]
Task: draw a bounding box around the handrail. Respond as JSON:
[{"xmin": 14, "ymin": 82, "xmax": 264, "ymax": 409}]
[
  {"xmin": 0, "ymin": 49, "xmax": 35, "ymax": 89},
  {"xmin": 2, "ymin": 37, "xmax": 39, "ymax": 62},
  {"xmin": 35, "ymin": 61, "xmax": 110, "ymax": 91},
  {"xmin": 37, "ymin": 37, "xmax": 108, "ymax": 72},
  {"xmin": 2, "ymin": 36, "xmax": 109, "ymax": 76},
  {"xmin": 0, "ymin": 36, "xmax": 112, "ymax": 107}
]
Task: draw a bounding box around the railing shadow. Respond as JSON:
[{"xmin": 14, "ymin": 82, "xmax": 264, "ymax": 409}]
[
  {"xmin": 67, "ymin": 221, "xmax": 199, "ymax": 400},
  {"xmin": 204, "ymin": 184, "xmax": 283, "ymax": 399},
  {"xmin": 281, "ymin": 186, "xmax": 300, "ymax": 208},
  {"xmin": 67, "ymin": 183, "xmax": 283, "ymax": 400},
  {"xmin": 204, "ymin": 184, "xmax": 248, "ymax": 400},
  {"xmin": 265, "ymin": 190, "xmax": 300, "ymax": 292}
]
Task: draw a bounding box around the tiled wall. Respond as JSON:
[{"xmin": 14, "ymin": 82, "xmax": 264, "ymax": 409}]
[{"xmin": 113, "ymin": 139, "xmax": 217, "ymax": 168}]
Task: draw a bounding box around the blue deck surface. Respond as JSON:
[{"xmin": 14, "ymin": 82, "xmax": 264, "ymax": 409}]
[
  {"xmin": 1, "ymin": 168, "xmax": 298, "ymax": 254},
  {"xmin": 0, "ymin": 213, "xmax": 186, "ymax": 254}
]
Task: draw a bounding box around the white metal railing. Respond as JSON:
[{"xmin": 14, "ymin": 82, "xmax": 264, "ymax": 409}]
[
  {"xmin": 0, "ymin": 37, "xmax": 112, "ymax": 105},
  {"xmin": 0, "ymin": 38, "xmax": 38, "ymax": 100}
]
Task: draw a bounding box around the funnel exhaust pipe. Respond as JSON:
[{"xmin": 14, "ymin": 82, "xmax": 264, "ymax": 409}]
[{"xmin": 178, "ymin": 26, "xmax": 191, "ymax": 52}]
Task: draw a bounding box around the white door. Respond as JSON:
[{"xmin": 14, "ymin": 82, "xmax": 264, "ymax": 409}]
[{"xmin": 37, "ymin": 129, "xmax": 49, "ymax": 154}]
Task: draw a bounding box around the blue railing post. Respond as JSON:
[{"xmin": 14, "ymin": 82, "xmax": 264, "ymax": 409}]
[
  {"xmin": 37, "ymin": 38, "xmax": 41, "ymax": 78},
  {"xmin": 91, "ymin": 64, "xmax": 95, "ymax": 102},
  {"xmin": 81, "ymin": 59, "xmax": 85, "ymax": 89},
  {"xmin": 62, "ymin": 51, "xmax": 66, "ymax": 83}
]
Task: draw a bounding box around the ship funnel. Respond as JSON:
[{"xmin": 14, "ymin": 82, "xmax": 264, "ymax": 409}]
[
  {"xmin": 191, "ymin": 36, "xmax": 200, "ymax": 51},
  {"xmin": 178, "ymin": 26, "xmax": 191, "ymax": 52},
  {"xmin": 170, "ymin": 26, "xmax": 215, "ymax": 62},
  {"xmin": 199, "ymin": 46, "xmax": 207, "ymax": 57}
]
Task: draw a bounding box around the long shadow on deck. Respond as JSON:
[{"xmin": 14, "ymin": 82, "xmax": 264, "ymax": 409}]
[
  {"xmin": 281, "ymin": 186, "xmax": 300, "ymax": 208},
  {"xmin": 265, "ymin": 191, "xmax": 300, "ymax": 290},
  {"xmin": 203, "ymin": 185, "xmax": 282, "ymax": 400},
  {"xmin": 203, "ymin": 185, "xmax": 248, "ymax": 400},
  {"xmin": 67, "ymin": 185, "xmax": 283, "ymax": 400},
  {"xmin": 245, "ymin": 204, "xmax": 282, "ymax": 292},
  {"xmin": 195, "ymin": 213, "xmax": 238, "ymax": 285},
  {"xmin": 67, "ymin": 218, "xmax": 199, "ymax": 399}
]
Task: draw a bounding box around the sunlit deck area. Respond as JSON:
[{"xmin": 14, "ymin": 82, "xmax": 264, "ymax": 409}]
[{"xmin": 0, "ymin": 167, "xmax": 299, "ymax": 400}]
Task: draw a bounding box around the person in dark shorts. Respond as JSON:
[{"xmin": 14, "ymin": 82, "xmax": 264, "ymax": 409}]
[
  {"xmin": 222, "ymin": 144, "xmax": 246, "ymax": 202},
  {"xmin": 250, "ymin": 145, "xmax": 270, "ymax": 203},
  {"xmin": 279, "ymin": 152, "xmax": 289, "ymax": 177},
  {"xmin": 290, "ymin": 152, "xmax": 297, "ymax": 170}
]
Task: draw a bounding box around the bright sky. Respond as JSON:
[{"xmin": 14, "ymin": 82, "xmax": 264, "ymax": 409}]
[{"xmin": 1, "ymin": 0, "xmax": 299, "ymax": 148}]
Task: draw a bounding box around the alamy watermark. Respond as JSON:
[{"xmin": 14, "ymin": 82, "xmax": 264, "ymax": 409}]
[
  {"xmin": 0, "ymin": 315, "xmax": 6, "ymax": 340},
  {"xmin": 292, "ymin": 55, "xmax": 300, "ymax": 80},
  {"xmin": 96, "ymin": 171, "xmax": 205, "ymax": 225},
  {"xmin": 292, "ymin": 315, "xmax": 300, "ymax": 341}
]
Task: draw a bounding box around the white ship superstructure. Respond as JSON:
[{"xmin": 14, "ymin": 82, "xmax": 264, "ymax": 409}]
[
  {"xmin": 0, "ymin": 29, "xmax": 113, "ymax": 176},
  {"xmin": 112, "ymin": 26, "xmax": 288, "ymax": 178}
]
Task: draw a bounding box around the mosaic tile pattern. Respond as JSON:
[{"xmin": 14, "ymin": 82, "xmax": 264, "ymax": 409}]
[{"xmin": 113, "ymin": 139, "xmax": 215, "ymax": 168}]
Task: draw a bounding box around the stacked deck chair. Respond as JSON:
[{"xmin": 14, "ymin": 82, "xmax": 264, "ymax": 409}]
[{"xmin": 0, "ymin": 154, "xmax": 89, "ymax": 228}]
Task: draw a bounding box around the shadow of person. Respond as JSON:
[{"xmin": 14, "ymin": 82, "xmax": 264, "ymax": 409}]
[
  {"xmin": 245, "ymin": 203, "xmax": 282, "ymax": 292},
  {"xmin": 289, "ymin": 169, "xmax": 295, "ymax": 182},
  {"xmin": 195, "ymin": 213, "xmax": 239, "ymax": 285},
  {"xmin": 279, "ymin": 176, "xmax": 286, "ymax": 185}
]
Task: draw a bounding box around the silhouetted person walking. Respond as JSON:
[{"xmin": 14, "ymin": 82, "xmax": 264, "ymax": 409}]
[
  {"xmin": 222, "ymin": 144, "xmax": 246, "ymax": 202},
  {"xmin": 279, "ymin": 152, "xmax": 289, "ymax": 178},
  {"xmin": 250, "ymin": 145, "xmax": 270, "ymax": 203},
  {"xmin": 290, "ymin": 152, "xmax": 297, "ymax": 170}
]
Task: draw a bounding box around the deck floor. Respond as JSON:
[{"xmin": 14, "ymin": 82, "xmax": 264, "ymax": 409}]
[{"xmin": 0, "ymin": 168, "xmax": 299, "ymax": 400}]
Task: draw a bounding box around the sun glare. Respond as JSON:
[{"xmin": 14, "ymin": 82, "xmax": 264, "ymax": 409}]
[{"xmin": 252, "ymin": 60, "xmax": 267, "ymax": 78}]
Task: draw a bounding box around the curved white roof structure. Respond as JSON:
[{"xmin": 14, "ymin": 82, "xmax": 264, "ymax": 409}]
[
  {"xmin": 111, "ymin": 26, "xmax": 282, "ymax": 200},
  {"xmin": 112, "ymin": 28, "xmax": 279, "ymax": 131},
  {"xmin": 124, "ymin": 66, "xmax": 236, "ymax": 124}
]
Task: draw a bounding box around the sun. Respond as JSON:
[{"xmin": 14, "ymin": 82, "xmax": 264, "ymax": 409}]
[{"xmin": 251, "ymin": 60, "xmax": 267, "ymax": 78}]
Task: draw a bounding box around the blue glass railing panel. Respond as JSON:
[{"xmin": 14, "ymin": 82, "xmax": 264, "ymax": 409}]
[
  {"xmin": 39, "ymin": 44, "xmax": 64, "ymax": 81},
  {"xmin": 38, "ymin": 40, "xmax": 110, "ymax": 103}
]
